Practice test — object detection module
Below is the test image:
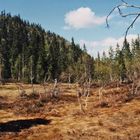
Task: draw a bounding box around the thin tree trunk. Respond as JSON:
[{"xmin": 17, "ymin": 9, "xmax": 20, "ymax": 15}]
[
  {"xmin": 109, "ymin": 72, "xmax": 113, "ymax": 82},
  {"xmin": 22, "ymin": 52, "xmax": 25, "ymax": 80},
  {"xmin": 30, "ymin": 56, "xmax": 34, "ymax": 93},
  {"xmin": 68, "ymin": 73, "xmax": 71, "ymax": 88},
  {"xmin": 0, "ymin": 57, "xmax": 4, "ymax": 85},
  {"xmin": 0, "ymin": 64, "xmax": 2, "ymax": 80}
]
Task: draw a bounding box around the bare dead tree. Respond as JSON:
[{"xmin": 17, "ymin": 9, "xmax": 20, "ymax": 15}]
[
  {"xmin": 134, "ymin": 81, "xmax": 140, "ymax": 95},
  {"xmin": 98, "ymin": 86, "xmax": 104, "ymax": 101},
  {"xmin": 42, "ymin": 74, "xmax": 50, "ymax": 94},
  {"xmin": 22, "ymin": 52, "xmax": 25, "ymax": 80},
  {"xmin": 0, "ymin": 60, "xmax": 2, "ymax": 85},
  {"xmin": 51, "ymin": 79, "xmax": 60, "ymax": 98},
  {"xmin": 15, "ymin": 82, "xmax": 26, "ymax": 96},
  {"xmin": 98, "ymin": 83, "xmax": 108, "ymax": 102},
  {"xmin": 106, "ymin": 0, "xmax": 140, "ymax": 40},
  {"xmin": 68, "ymin": 73, "xmax": 72, "ymax": 88},
  {"xmin": 84, "ymin": 78, "xmax": 91, "ymax": 108},
  {"xmin": 76, "ymin": 84, "xmax": 85, "ymax": 113},
  {"xmin": 30, "ymin": 56, "xmax": 35, "ymax": 94},
  {"xmin": 39, "ymin": 74, "xmax": 51, "ymax": 102},
  {"xmin": 127, "ymin": 77, "xmax": 140, "ymax": 96},
  {"xmin": 39, "ymin": 78, "xmax": 61, "ymax": 101},
  {"xmin": 38, "ymin": 90, "xmax": 47, "ymax": 102},
  {"xmin": 76, "ymin": 77, "xmax": 91, "ymax": 113},
  {"xmin": 0, "ymin": 54, "xmax": 5, "ymax": 85}
]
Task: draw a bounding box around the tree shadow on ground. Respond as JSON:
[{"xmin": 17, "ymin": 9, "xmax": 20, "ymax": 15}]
[{"xmin": 0, "ymin": 118, "xmax": 51, "ymax": 132}]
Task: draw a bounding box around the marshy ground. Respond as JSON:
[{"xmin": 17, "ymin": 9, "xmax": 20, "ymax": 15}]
[{"xmin": 0, "ymin": 83, "xmax": 140, "ymax": 140}]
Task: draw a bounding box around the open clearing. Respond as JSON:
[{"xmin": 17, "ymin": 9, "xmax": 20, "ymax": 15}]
[{"xmin": 0, "ymin": 83, "xmax": 140, "ymax": 140}]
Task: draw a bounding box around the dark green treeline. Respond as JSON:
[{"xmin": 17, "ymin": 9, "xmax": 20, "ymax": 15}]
[{"xmin": 0, "ymin": 11, "xmax": 94, "ymax": 83}]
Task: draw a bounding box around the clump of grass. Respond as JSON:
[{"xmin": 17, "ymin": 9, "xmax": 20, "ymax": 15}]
[
  {"xmin": 98, "ymin": 119, "xmax": 103, "ymax": 126},
  {"xmin": 108, "ymin": 127, "xmax": 116, "ymax": 132},
  {"xmin": 95, "ymin": 101, "xmax": 109, "ymax": 108}
]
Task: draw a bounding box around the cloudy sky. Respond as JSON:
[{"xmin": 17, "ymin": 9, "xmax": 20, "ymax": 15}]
[{"xmin": 0, "ymin": 0, "xmax": 140, "ymax": 57}]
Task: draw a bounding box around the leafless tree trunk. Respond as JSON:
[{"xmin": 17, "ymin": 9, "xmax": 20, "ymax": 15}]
[
  {"xmin": 0, "ymin": 56, "xmax": 4, "ymax": 85},
  {"xmin": 40, "ymin": 74, "xmax": 50, "ymax": 97},
  {"xmin": 15, "ymin": 82, "xmax": 26, "ymax": 96},
  {"xmin": 22, "ymin": 52, "xmax": 25, "ymax": 80},
  {"xmin": 68, "ymin": 73, "xmax": 71, "ymax": 88},
  {"xmin": 99, "ymin": 87, "xmax": 103, "ymax": 102},
  {"xmin": 109, "ymin": 72, "xmax": 113, "ymax": 82},
  {"xmin": 76, "ymin": 77, "xmax": 91, "ymax": 113},
  {"xmin": 0, "ymin": 64, "xmax": 2, "ymax": 83},
  {"xmin": 129, "ymin": 80, "xmax": 140, "ymax": 95},
  {"xmin": 17, "ymin": 55, "xmax": 21, "ymax": 81},
  {"xmin": 42, "ymin": 73, "xmax": 47, "ymax": 94},
  {"xmin": 51, "ymin": 79, "xmax": 60, "ymax": 98},
  {"xmin": 30, "ymin": 56, "xmax": 34, "ymax": 93},
  {"xmin": 84, "ymin": 78, "xmax": 91, "ymax": 108},
  {"xmin": 76, "ymin": 85, "xmax": 85, "ymax": 113}
]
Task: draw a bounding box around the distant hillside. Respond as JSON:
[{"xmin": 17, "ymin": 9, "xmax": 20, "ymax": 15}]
[{"xmin": 0, "ymin": 11, "xmax": 94, "ymax": 83}]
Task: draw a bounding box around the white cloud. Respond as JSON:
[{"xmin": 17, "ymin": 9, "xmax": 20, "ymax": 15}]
[
  {"xmin": 64, "ymin": 7, "xmax": 106, "ymax": 30},
  {"xmin": 80, "ymin": 34, "xmax": 138, "ymax": 57}
]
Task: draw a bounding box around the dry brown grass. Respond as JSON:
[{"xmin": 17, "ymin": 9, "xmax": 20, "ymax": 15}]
[{"xmin": 0, "ymin": 83, "xmax": 140, "ymax": 140}]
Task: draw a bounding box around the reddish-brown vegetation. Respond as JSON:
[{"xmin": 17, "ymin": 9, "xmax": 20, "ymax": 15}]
[{"xmin": 0, "ymin": 83, "xmax": 140, "ymax": 140}]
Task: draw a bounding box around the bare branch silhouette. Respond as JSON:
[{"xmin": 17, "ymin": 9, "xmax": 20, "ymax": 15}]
[{"xmin": 106, "ymin": 0, "xmax": 140, "ymax": 39}]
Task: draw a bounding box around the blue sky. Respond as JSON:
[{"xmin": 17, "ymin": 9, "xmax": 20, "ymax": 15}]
[{"xmin": 0, "ymin": 0, "xmax": 140, "ymax": 57}]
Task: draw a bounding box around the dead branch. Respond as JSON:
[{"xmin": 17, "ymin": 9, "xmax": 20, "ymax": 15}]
[
  {"xmin": 41, "ymin": 74, "xmax": 50, "ymax": 95},
  {"xmin": 51, "ymin": 79, "xmax": 60, "ymax": 98},
  {"xmin": 68, "ymin": 73, "xmax": 71, "ymax": 88},
  {"xmin": 38, "ymin": 91, "xmax": 47, "ymax": 102},
  {"xmin": 15, "ymin": 82, "xmax": 26, "ymax": 96},
  {"xmin": 76, "ymin": 84, "xmax": 85, "ymax": 113},
  {"xmin": 84, "ymin": 78, "xmax": 91, "ymax": 109},
  {"xmin": 106, "ymin": 0, "xmax": 140, "ymax": 39},
  {"xmin": 76, "ymin": 78, "xmax": 91, "ymax": 113},
  {"xmin": 99, "ymin": 86, "xmax": 103, "ymax": 101}
]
